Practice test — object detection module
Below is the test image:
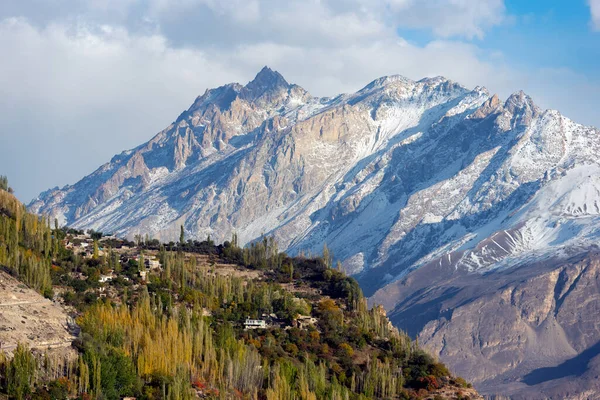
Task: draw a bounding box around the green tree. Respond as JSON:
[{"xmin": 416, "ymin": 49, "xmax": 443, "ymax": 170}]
[
  {"xmin": 7, "ymin": 343, "xmax": 37, "ymax": 400},
  {"xmin": 323, "ymin": 243, "xmax": 332, "ymax": 269},
  {"xmin": 138, "ymin": 251, "xmax": 145, "ymax": 272},
  {"xmin": 179, "ymin": 225, "xmax": 185, "ymax": 245},
  {"xmin": 93, "ymin": 240, "xmax": 99, "ymax": 260},
  {"xmin": 281, "ymin": 262, "xmax": 294, "ymax": 282}
]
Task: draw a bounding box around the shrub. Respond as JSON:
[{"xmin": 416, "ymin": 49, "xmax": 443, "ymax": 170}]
[
  {"xmin": 285, "ymin": 343, "xmax": 299, "ymax": 357},
  {"xmin": 454, "ymin": 376, "xmax": 469, "ymax": 388},
  {"xmin": 430, "ymin": 362, "xmax": 450, "ymax": 378},
  {"xmin": 416, "ymin": 375, "xmax": 439, "ymax": 391},
  {"xmin": 338, "ymin": 343, "xmax": 354, "ymax": 358}
]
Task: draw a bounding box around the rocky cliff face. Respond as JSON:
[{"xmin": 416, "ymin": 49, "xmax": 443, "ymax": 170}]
[
  {"xmin": 30, "ymin": 67, "xmax": 600, "ymax": 398},
  {"xmin": 371, "ymin": 251, "xmax": 600, "ymax": 399}
]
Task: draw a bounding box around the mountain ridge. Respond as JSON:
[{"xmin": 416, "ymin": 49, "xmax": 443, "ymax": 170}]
[
  {"xmin": 29, "ymin": 67, "xmax": 600, "ymax": 397},
  {"xmin": 30, "ymin": 67, "xmax": 600, "ymax": 288}
]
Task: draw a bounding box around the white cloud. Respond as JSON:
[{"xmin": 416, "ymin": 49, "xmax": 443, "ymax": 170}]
[
  {"xmin": 590, "ymin": 0, "xmax": 600, "ymax": 30},
  {"xmin": 0, "ymin": 18, "xmax": 240, "ymax": 201},
  {"xmin": 383, "ymin": 0, "xmax": 507, "ymax": 39},
  {"xmin": 0, "ymin": 0, "xmax": 508, "ymax": 45}
]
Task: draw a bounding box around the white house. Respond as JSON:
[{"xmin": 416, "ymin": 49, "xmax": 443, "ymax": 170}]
[
  {"xmin": 139, "ymin": 270, "xmax": 148, "ymax": 281},
  {"xmin": 147, "ymin": 258, "xmax": 161, "ymax": 270},
  {"xmin": 244, "ymin": 318, "xmax": 267, "ymax": 330},
  {"xmin": 294, "ymin": 315, "xmax": 318, "ymax": 329}
]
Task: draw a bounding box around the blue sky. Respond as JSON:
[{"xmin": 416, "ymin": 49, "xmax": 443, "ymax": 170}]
[
  {"xmin": 401, "ymin": 1, "xmax": 598, "ymax": 71},
  {"xmin": 397, "ymin": 0, "xmax": 600, "ymax": 106},
  {"xmin": 483, "ymin": 1, "xmax": 598, "ymax": 73},
  {"xmin": 0, "ymin": 0, "xmax": 599, "ymax": 202}
]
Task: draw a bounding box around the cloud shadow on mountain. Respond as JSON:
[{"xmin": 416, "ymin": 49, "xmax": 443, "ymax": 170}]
[{"xmin": 522, "ymin": 340, "xmax": 600, "ymax": 385}]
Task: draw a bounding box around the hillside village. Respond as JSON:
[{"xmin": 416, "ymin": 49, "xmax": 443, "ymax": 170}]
[
  {"xmin": 0, "ymin": 185, "xmax": 482, "ymax": 399},
  {"xmin": 59, "ymin": 231, "xmax": 340, "ymax": 334},
  {"xmin": 64, "ymin": 232, "xmax": 157, "ymax": 281}
]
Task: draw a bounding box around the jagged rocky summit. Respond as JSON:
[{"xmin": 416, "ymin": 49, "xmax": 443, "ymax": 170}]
[{"xmin": 31, "ymin": 67, "xmax": 600, "ymax": 399}]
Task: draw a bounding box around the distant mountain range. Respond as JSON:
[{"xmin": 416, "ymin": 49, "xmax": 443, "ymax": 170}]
[{"xmin": 30, "ymin": 67, "xmax": 600, "ymax": 398}]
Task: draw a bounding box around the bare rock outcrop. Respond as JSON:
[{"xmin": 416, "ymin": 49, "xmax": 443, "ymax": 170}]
[
  {"xmin": 371, "ymin": 252, "xmax": 600, "ymax": 399},
  {"xmin": 0, "ymin": 271, "xmax": 76, "ymax": 354}
]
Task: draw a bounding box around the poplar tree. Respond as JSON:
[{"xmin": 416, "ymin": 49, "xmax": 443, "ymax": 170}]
[
  {"xmin": 7, "ymin": 343, "xmax": 37, "ymax": 400},
  {"xmin": 323, "ymin": 243, "xmax": 332, "ymax": 268}
]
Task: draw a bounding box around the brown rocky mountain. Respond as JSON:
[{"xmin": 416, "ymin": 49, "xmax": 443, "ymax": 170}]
[{"xmin": 371, "ymin": 251, "xmax": 600, "ymax": 399}]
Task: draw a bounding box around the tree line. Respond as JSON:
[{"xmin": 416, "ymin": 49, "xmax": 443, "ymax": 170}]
[
  {"xmin": 0, "ymin": 175, "xmax": 13, "ymax": 193},
  {"xmin": 0, "ymin": 189, "xmax": 54, "ymax": 297}
]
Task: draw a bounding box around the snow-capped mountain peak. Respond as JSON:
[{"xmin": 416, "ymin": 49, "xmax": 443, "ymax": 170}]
[
  {"xmin": 28, "ymin": 69, "xmax": 600, "ymax": 396},
  {"xmin": 243, "ymin": 66, "xmax": 290, "ymax": 96},
  {"xmin": 30, "ymin": 68, "xmax": 600, "ymax": 293}
]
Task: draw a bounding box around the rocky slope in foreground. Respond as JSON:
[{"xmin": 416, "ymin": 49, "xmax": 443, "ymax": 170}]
[
  {"xmin": 30, "ymin": 67, "xmax": 600, "ymax": 398},
  {"xmin": 0, "ymin": 270, "xmax": 75, "ymax": 354}
]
